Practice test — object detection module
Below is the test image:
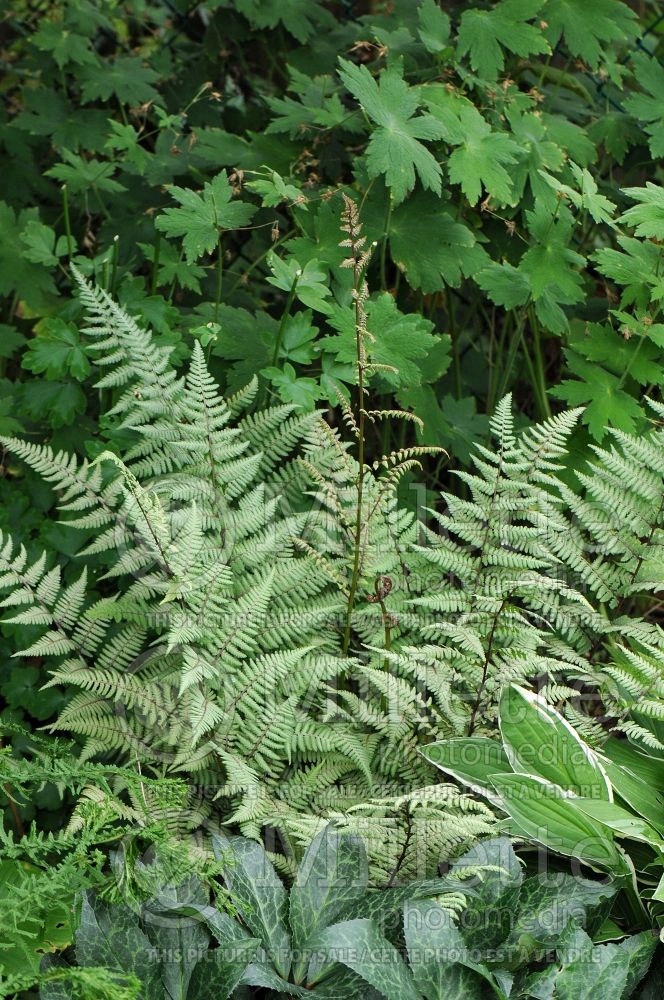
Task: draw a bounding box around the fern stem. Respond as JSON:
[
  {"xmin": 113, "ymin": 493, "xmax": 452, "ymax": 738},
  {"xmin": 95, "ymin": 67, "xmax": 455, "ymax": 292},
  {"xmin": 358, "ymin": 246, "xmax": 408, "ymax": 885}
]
[
  {"xmin": 467, "ymin": 597, "xmax": 507, "ymax": 736},
  {"xmin": 342, "ymin": 200, "xmax": 369, "ymax": 655},
  {"xmin": 343, "ymin": 315, "xmax": 366, "ymax": 655},
  {"xmin": 374, "ymin": 576, "xmax": 392, "ymax": 669}
]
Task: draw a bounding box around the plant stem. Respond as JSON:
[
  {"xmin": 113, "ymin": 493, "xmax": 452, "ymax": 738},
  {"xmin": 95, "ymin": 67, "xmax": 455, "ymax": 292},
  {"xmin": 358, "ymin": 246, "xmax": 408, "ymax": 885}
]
[
  {"xmin": 528, "ymin": 307, "xmax": 551, "ymax": 419},
  {"xmin": 271, "ymin": 273, "xmax": 300, "ymax": 367},
  {"xmin": 150, "ymin": 232, "xmax": 161, "ymax": 294},
  {"xmin": 214, "ymin": 235, "xmax": 223, "ymax": 322},
  {"xmin": 380, "ymin": 196, "xmax": 392, "ymax": 291},
  {"xmin": 62, "ymin": 185, "xmax": 73, "ymax": 259},
  {"xmin": 446, "ymin": 284, "xmax": 462, "ymax": 398},
  {"xmin": 110, "ymin": 235, "xmax": 120, "ymax": 297}
]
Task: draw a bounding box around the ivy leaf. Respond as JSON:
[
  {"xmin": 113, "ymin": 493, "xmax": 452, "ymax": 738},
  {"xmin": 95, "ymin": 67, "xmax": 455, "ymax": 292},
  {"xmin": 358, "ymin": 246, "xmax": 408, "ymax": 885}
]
[
  {"xmin": 20, "ymin": 221, "xmax": 70, "ymax": 267},
  {"xmin": 235, "ymin": 0, "xmax": 329, "ymax": 43},
  {"xmin": 623, "ymin": 53, "xmax": 664, "ymax": 159},
  {"xmin": 22, "ymin": 319, "xmax": 91, "ymax": 382},
  {"xmin": 261, "ymin": 363, "xmax": 320, "ymax": 410},
  {"xmin": 12, "ymin": 90, "xmax": 109, "ymax": 152},
  {"xmin": 314, "ymin": 919, "xmax": 419, "ymax": 1000},
  {"xmin": 588, "ymin": 112, "xmax": 639, "ymax": 165},
  {"xmin": 45, "ymin": 151, "xmax": 126, "ymax": 196},
  {"xmin": 105, "ymin": 121, "xmax": 152, "ymax": 176},
  {"xmin": 138, "ymin": 241, "xmax": 206, "ymax": 294},
  {"xmin": 540, "ymin": 162, "xmax": 616, "ymax": 225},
  {"xmin": 266, "ymin": 69, "xmax": 357, "ymax": 138},
  {"xmin": 79, "ymin": 56, "xmax": 160, "ymax": 105},
  {"xmin": 550, "ymin": 351, "xmax": 644, "ymax": 440},
  {"xmin": 594, "ymin": 236, "xmax": 664, "ymax": 309},
  {"xmin": 0, "ymin": 325, "xmax": 26, "ymax": 361},
  {"xmin": 569, "ymin": 323, "xmax": 664, "ymax": 386},
  {"xmin": 390, "ymin": 190, "xmax": 486, "ymax": 292},
  {"xmin": 475, "ymin": 262, "xmax": 531, "ymax": 309},
  {"xmin": 156, "ymin": 171, "xmax": 255, "ymax": 263},
  {"xmin": 446, "ymin": 107, "xmax": 519, "ymax": 206},
  {"xmin": 338, "ymin": 58, "xmax": 445, "ymax": 204},
  {"xmin": 32, "ymin": 20, "xmax": 98, "ymax": 69},
  {"xmin": 320, "ymin": 294, "xmax": 436, "ymax": 389},
  {"xmin": 245, "ymin": 167, "xmax": 304, "ymax": 208},
  {"xmin": 319, "ymin": 354, "xmax": 355, "ymax": 404},
  {"xmin": 20, "ymin": 380, "xmax": 87, "ymax": 429},
  {"xmin": 211, "ymin": 305, "xmax": 274, "ymax": 393},
  {"xmin": 266, "ymin": 254, "xmax": 332, "ymax": 314},
  {"xmin": 540, "ymin": 0, "xmax": 637, "ymax": 69},
  {"xmin": 0, "ymin": 204, "xmax": 57, "ymax": 307},
  {"xmin": 418, "ymin": 0, "xmax": 451, "ymax": 54},
  {"xmin": 519, "ymin": 203, "xmax": 585, "ymax": 325},
  {"xmin": 618, "ymin": 183, "xmax": 664, "ymax": 241},
  {"xmin": 507, "ymin": 110, "xmax": 566, "ymax": 205},
  {"xmin": 457, "ymin": 0, "xmax": 550, "ymax": 81},
  {"xmin": 278, "ymin": 311, "xmax": 319, "ymax": 364},
  {"xmin": 398, "ymin": 388, "xmax": 488, "ymax": 464}
]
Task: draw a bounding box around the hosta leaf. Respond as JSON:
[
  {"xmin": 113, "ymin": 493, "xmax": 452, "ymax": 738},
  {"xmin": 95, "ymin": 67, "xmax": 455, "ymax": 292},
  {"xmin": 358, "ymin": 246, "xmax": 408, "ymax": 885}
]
[
  {"xmin": 420, "ymin": 737, "xmax": 513, "ymax": 799},
  {"xmin": 490, "ymin": 773, "xmax": 625, "ymax": 872},
  {"xmin": 499, "ymin": 684, "xmax": 612, "ymax": 800},
  {"xmin": 572, "ymin": 798, "xmax": 664, "ymax": 849}
]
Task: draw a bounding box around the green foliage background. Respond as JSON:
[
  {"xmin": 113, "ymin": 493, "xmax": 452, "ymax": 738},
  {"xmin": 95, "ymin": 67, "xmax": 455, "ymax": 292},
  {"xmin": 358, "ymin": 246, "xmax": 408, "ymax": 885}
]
[{"xmin": 3, "ymin": 1, "xmax": 664, "ymax": 993}]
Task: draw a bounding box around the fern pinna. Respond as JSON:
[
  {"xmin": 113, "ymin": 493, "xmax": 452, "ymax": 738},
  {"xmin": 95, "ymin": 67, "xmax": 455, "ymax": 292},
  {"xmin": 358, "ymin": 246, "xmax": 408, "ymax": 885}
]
[{"xmin": 2, "ymin": 265, "xmax": 664, "ymax": 881}]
